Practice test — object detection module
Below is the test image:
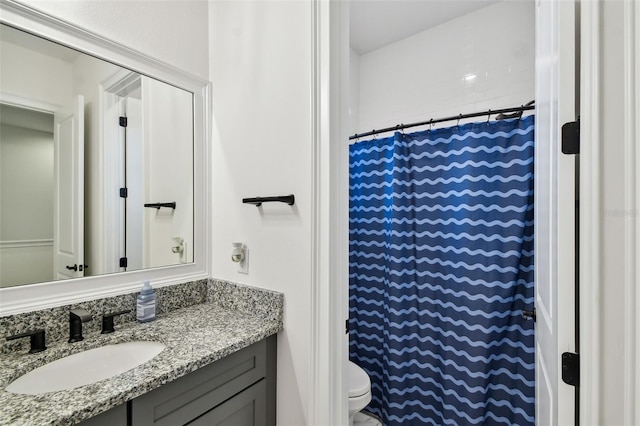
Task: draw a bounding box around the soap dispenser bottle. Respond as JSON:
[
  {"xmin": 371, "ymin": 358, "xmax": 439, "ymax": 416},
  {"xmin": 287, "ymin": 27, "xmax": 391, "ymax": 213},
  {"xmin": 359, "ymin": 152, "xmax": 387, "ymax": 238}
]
[{"xmin": 137, "ymin": 281, "xmax": 157, "ymax": 323}]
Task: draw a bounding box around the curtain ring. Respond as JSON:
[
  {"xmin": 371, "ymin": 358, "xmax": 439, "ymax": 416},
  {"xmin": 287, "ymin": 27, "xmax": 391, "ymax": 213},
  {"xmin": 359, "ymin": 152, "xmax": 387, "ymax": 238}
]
[
  {"xmin": 372, "ymin": 130, "xmax": 377, "ymax": 140},
  {"xmin": 487, "ymin": 110, "xmax": 491, "ymax": 123},
  {"xmin": 457, "ymin": 113, "xmax": 462, "ymax": 127},
  {"xmin": 429, "ymin": 119, "xmax": 433, "ymax": 131},
  {"xmin": 399, "ymin": 124, "xmax": 405, "ymax": 135}
]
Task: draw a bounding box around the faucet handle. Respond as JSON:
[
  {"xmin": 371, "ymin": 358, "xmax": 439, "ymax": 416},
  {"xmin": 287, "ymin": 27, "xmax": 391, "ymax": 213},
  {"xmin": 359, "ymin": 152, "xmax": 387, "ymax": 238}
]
[
  {"xmin": 101, "ymin": 310, "xmax": 131, "ymax": 334},
  {"xmin": 70, "ymin": 308, "xmax": 93, "ymax": 322},
  {"xmin": 6, "ymin": 329, "xmax": 46, "ymax": 354}
]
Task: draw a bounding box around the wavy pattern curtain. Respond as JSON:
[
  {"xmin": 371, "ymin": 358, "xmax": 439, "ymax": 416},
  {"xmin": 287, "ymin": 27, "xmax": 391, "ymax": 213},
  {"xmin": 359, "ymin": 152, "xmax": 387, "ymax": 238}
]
[{"xmin": 349, "ymin": 116, "xmax": 535, "ymax": 425}]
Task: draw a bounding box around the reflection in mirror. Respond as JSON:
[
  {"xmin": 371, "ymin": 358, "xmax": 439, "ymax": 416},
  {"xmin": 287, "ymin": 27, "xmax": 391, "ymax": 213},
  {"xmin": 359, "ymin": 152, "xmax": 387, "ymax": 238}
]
[{"xmin": 0, "ymin": 24, "xmax": 194, "ymax": 289}]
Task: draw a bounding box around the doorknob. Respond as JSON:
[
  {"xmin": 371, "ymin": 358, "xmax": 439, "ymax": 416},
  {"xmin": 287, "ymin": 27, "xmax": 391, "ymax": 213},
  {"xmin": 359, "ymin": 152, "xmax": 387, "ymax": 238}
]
[
  {"xmin": 66, "ymin": 264, "xmax": 88, "ymax": 271},
  {"xmin": 523, "ymin": 308, "xmax": 536, "ymax": 322}
]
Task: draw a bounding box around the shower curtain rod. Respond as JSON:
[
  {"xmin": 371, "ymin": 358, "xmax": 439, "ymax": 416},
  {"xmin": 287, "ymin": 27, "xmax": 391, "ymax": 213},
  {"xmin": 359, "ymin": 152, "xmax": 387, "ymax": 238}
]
[{"xmin": 349, "ymin": 100, "xmax": 535, "ymax": 140}]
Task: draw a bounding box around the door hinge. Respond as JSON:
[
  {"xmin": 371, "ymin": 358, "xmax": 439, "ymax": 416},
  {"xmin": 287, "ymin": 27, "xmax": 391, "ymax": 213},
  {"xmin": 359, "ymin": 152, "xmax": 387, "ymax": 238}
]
[
  {"xmin": 561, "ymin": 118, "xmax": 580, "ymax": 154},
  {"xmin": 119, "ymin": 116, "xmax": 128, "ymax": 127},
  {"xmin": 119, "ymin": 187, "xmax": 128, "ymax": 198},
  {"xmin": 119, "ymin": 257, "xmax": 128, "ymax": 268},
  {"xmin": 562, "ymin": 352, "xmax": 579, "ymax": 386}
]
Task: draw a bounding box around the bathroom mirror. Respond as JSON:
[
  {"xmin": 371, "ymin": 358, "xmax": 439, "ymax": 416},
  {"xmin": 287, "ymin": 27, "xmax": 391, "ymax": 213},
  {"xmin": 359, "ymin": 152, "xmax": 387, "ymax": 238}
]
[
  {"xmin": 1, "ymin": 23, "xmax": 194, "ymax": 287},
  {"xmin": 0, "ymin": 1, "xmax": 211, "ymax": 314}
]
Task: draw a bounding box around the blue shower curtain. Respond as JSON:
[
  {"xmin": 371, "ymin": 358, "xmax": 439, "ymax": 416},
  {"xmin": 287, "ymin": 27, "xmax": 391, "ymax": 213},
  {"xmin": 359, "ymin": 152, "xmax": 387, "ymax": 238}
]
[{"xmin": 349, "ymin": 116, "xmax": 535, "ymax": 425}]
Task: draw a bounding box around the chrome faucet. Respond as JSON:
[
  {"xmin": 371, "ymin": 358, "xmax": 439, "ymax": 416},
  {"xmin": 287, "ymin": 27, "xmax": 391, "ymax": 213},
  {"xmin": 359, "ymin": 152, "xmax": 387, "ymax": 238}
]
[{"xmin": 69, "ymin": 308, "xmax": 93, "ymax": 343}]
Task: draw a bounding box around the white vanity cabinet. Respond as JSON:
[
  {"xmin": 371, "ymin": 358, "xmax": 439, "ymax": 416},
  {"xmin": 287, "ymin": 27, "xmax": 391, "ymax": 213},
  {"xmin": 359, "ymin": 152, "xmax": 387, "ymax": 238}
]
[{"xmin": 80, "ymin": 336, "xmax": 277, "ymax": 426}]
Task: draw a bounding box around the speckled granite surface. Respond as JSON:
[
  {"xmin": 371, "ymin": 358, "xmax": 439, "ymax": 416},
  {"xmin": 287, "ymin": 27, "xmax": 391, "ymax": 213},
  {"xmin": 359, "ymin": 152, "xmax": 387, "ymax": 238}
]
[
  {"xmin": 209, "ymin": 279, "xmax": 284, "ymax": 324},
  {"xmin": 0, "ymin": 279, "xmax": 283, "ymax": 425},
  {"xmin": 0, "ymin": 279, "xmax": 209, "ymax": 355}
]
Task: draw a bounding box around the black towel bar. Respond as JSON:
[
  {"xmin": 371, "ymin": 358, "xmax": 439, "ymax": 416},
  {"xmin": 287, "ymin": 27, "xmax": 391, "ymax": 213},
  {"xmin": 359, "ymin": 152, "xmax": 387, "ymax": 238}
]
[
  {"xmin": 242, "ymin": 195, "xmax": 295, "ymax": 207},
  {"xmin": 144, "ymin": 202, "xmax": 176, "ymax": 210}
]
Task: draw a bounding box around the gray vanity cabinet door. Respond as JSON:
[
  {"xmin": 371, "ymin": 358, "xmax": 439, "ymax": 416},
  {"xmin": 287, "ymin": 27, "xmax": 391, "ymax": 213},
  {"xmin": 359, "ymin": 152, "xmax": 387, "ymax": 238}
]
[
  {"xmin": 131, "ymin": 336, "xmax": 276, "ymax": 426},
  {"xmin": 187, "ymin": 380, "xmax": 266, "ymax": 426}
]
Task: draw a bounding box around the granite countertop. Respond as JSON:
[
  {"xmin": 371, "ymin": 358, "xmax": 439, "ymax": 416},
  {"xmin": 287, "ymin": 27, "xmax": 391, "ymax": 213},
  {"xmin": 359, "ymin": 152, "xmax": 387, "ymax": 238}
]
[{"xmin": 0, "ymin": 299, "xmax": 283, "ymax": 425}]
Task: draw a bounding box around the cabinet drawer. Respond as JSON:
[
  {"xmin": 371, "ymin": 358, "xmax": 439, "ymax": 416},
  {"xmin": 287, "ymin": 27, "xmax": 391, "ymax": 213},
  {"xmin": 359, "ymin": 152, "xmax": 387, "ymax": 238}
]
[
  {"xmin": 132, "ymin": 339, "xmax": 268, "ymax": 425},
  {"xmin": 187, "ymin": 380, "xmax": 266, "ymax": 426}
]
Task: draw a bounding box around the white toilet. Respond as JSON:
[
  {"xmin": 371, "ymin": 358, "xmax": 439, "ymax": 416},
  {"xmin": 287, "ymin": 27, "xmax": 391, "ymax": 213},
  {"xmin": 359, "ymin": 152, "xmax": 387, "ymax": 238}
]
[{"xmin": 348, "ymin": 360, "xmax": 372, "ymax": 426}]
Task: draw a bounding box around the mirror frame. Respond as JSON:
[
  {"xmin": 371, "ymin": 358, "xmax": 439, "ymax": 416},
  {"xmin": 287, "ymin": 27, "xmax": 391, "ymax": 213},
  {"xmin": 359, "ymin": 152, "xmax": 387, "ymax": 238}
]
[{"xmin": 0, "ymin": 0, "xmax": 212, "ymax": 315}]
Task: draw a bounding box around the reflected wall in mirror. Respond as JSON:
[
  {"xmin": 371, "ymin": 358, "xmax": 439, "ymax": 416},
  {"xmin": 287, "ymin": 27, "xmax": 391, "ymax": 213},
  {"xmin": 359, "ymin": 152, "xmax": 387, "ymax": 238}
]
[{"xmin": 0, "ymin": 24, "xmax": 194, "ymax": 288}]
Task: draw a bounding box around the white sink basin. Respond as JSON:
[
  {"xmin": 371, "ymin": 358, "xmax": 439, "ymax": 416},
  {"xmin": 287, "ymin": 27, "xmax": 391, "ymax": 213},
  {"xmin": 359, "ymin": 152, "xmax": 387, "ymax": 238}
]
[{"xmin": 6, "ymin": 341, "xmax": 165, "ymax": 395}]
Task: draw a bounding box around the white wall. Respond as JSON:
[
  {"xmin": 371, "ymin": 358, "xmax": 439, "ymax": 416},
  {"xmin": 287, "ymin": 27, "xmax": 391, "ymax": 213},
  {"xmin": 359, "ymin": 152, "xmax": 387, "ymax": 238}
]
[
  {"xmin": 0, "ymin": 37, "xmax": 72, "ymax": 106},
  {"xmin": 0, "ymin": 124, "xmax": 53, "ymax": 240},
  {"xmin": 17, "ymin": 0, "xmax": 209, "ymax": 81},
  {"xmin": 142, "ymin": 77, "xmax": 193, "ymax": 268},
  {"xmin": 0, "ymin": 123, "xmax": 54, "ymax": 286},
  {"xmin": 208, "ymin": 1, "xmax": 312, "ymax": 424},
  {"xmin": 349, "ymin": 47, "xmax": 360, "ymax": 136},
  {"xmin": 354, "ymin": 0, "xmax": 534, "ymax": 136}
]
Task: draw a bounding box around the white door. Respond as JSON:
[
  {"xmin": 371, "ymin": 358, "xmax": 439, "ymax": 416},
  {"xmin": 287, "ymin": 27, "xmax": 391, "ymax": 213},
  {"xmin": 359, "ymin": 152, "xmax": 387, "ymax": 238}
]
[
  {"xmin": 53, "ymin": 95, "xmax": 84, "ymax": 280},
  {"xmin": 534, "ymin": 1, "xmax": 576, "ymax": 425}
]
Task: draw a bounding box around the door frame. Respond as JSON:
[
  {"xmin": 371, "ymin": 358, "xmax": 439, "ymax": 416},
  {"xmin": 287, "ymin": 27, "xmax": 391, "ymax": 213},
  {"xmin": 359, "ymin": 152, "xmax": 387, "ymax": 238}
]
[
  {"xmin": 0, "ymin": 93, "xmax": 60, "ymax": 115},
  {"xmin": 579, "ymin": 1, "xmax": 640, "ymax": 423},
  {"xmin": 100, "ymin": 70, "xmax": 142, "ymax": 274},
  {"xmin": 578, "ymin": 1, "xmax": 602, "ymax": 422},
  {"xmin": 308, "ymin": 0, "xmax": 350, "ymax": 425}
]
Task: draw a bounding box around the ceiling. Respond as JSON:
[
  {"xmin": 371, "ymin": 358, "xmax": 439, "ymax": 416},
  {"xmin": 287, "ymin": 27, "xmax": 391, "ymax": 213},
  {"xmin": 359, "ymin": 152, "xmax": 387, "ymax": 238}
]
[{"xmin": 350, "ymin": 0, "xmax": 501, "ymax": 54}]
